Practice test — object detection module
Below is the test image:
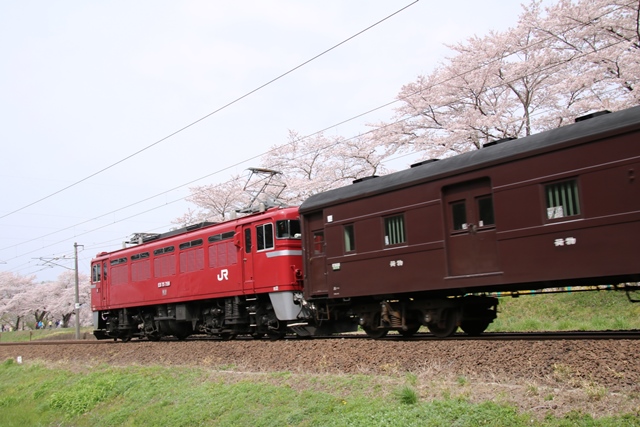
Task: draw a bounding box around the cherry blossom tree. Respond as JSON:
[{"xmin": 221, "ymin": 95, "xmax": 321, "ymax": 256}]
[
  {"xmin": 260, "ymin": 130, "xmax": 392, "ymax": 205},
  {"xmin": 177, "ymin": 131, "xmax": 395, "ymax": 221},
  {"xmin": 178, "ymin": 0, "xmax": 638, "ymax": 219},
  {"xmin": 173, "ymin": 174, "xmax": 249, "ymax": 227},
  {"xmin": 0, "ymin": 271, "xmax": 92, "ymax": 331},
  {"xmin": 380, "ymin": 0, "xmax": 639, "ymax": 161},
  {"xmin": 43, "ymin": 270, "xmax": 91, "ymax": 328},
  {"xmin": 0, "ymin": 272, "xmax": 37, "ymax": 330}
]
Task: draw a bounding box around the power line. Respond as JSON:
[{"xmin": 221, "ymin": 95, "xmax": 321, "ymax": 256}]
[
  {"xmin": 1, "ymin": 2, "xmax": 630, "ymax": 274},
  {"xmin": 0, "ymin": 1, "xmax": 420, "ymax": 221},
  {"xmin": 1, "ymin": 25, "xmax": 628, "ymax": 269}
]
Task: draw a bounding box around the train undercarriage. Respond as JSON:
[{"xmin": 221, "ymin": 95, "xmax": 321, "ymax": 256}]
[
  {"xmin": 364, "ymin": 295, "xmax": 498, "ymax": 338},
  {"xmin": 304, "ymin": 294, "xmax": 499, "ymax": 339},
  {"xmin": 94, "ymin": 293, "xmax": 498, "ymax": 341},
  {"xmin": 93, "ymin": 294, "xmax": 293, "ymax": 342}
]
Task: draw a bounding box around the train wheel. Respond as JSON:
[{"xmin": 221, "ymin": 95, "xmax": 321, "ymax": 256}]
[
  {"xmin": 362, "ymin": 312, "xmax": 389, "ymax": 339},
  {"xmin": 267, "ymin": 330, "xmax": 286, "ymax": 341},
  {"xmin": 399, "ymin": 324, "xmax": 421, "ymax": 337},
  {"xmin": 460, "ymin": 320, "xmax": 490, "ymax": 336},
  {"xmin": 363, "ymin": 326, "xmax": 388, "ymax": 339},
  {"xmin": 427, "ymin": 309, "xmax": 458, "ymax": 338},
  {"xmin": 220, "ymin": 332, "xmax": 236, "ymax": 340},
  {"xmin": 251, "ymin": 332, "xmax": 265, "ymax": 340}
]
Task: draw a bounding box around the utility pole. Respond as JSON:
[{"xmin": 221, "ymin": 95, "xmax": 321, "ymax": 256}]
[{"xmin": 74, "ymin": 243, "xmax": 84, "ymax": 340}]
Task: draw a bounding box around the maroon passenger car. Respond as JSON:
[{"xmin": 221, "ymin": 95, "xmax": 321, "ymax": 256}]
[
  {"xmin": 91, "ymin": 206, "xmax": 304, "ymax": 341},
  {"xmin": 299, "ymin": 106, "xmax": 640, "ymax": 338}
]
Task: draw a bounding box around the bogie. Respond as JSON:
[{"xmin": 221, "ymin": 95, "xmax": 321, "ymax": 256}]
[{"xmin": 94, "ymin": 294, "xmax": 293, "ymax": 341}]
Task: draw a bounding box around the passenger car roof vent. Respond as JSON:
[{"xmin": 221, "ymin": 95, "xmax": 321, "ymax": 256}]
[
  {"xmin": 352, "ymin": 175, "xmax": 379, "ymax": 184},
  {"xmin": 410, "ymin": 159, "xmax": 439, "ymax": 168},
  {"xmin": 575, "ymin": 110, "xmax": 611, "ymax": 122},
  {"xmin": 483, "ymin": 137, "xmax": 516, "ymax": 148}
]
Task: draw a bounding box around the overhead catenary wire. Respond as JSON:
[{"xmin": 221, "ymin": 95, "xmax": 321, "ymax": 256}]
[
  {"xmin": 2, "ymin": 29, "xmax": 628, "ymax": 269},
  {"xmin": 0, "ymin": 0, "xmax": 420, "ymax": 222},
  {"xmin": 1, "ymin": 2, "xmax": 632, "ymax": 276}
]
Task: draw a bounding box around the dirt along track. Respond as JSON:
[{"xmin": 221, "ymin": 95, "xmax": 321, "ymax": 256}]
[{"xmin": 2, "ymin": 337, "xmax": 639, "ymax": 418}]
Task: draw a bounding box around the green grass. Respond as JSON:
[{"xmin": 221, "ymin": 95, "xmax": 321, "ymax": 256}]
[
  {"xmin": 1, "ymin": 291, "xmax": 636, "ymax": 344},
  {"xmin": 488, "ymin": 290, "xmax": 640, "ymax": 332},
  {"xmin": 1, "ymin": 359, "xmax": 638, "ymax": 427},
  {"xmin": 0, "ymin": 326, "xmax": 95, "ymax": 343},
  {"xmin": 0, "ymin": 291, "xmax": 638, "ymax": 425}
]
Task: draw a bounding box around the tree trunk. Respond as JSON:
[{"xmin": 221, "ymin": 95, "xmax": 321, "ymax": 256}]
[{"xmin": 62, "ymin": 312, "xmax": 73, "ymax": 328}]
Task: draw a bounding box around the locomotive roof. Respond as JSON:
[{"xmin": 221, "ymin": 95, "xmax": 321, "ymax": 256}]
[
  {"xmin": 299, "ymin": 106, "xmax": 640, "ymax": 213},
  {"xmin": 94, "ymin": 205, "xmax": 298, "ymax": 259}
]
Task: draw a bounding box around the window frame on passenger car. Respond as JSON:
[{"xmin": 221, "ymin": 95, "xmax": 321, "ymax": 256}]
[
  {"xmin": 384, "ymin": 214, "xmax": 406, "ymax": 246},
  {"xmin": 312, "ymin": 231, "xmax": 325, "ymax": 255},
  {"xmin": 476, "ymin": 195, "xmax": 495, "ymax": 228},
  {"xmin": 544, "ymin": 178, "xmax": 581, "ymax": 221},
  {"xmin": 343, "ymin": 224, "xmax": 356, "ymax": 253},
  {"xmin": 450, "ymin": 200, "xmax": 467, "ymax": 231}
]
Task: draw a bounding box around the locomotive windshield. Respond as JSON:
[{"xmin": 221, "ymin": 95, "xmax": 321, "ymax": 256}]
[
  {"xmin": 276, "ymin": 219, "xmax": 301, "ymax": 239},
  {"xmin": 91, "ymin": 263, "xmax": 101, "ymax": 282}
]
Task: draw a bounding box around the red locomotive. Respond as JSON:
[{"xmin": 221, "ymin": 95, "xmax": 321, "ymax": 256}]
[
  {"xmin": 298, "ymin": 105, "xmax": 640, "ymax": 338},
  {"xmin": 92, "ymin": 105, "xmax": 640, "ymax": 341},
  {"xmin": 90, "ymin": 206, "xmax": 304, "ymax": 341}
]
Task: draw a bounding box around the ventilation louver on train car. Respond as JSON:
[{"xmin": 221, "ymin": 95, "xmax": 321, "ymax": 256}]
[
  {"xmin": 128, "ymin": 221, "xmax": 217, "ymax": 245},
  {"xmin": 352, "ymin": 175, "xmax": 379, "ymax": 184},
  {"xmin": 483, "ymin": 137, "xmax": 517, "ymax": 148},
  {"xmin": 575, "ymin": 110, "xmax": 611, "ymax": 122},
  {"xmin": 410, "ymin": 159, "xmax": 439, "ymax": 168}
]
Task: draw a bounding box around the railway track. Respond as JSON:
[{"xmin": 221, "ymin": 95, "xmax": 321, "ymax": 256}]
[
  {"xmin": 397, "ymin": 330, "xmax": 640, "ymax": 341},
  {"xmin": 2, "ymin": 329, "xmax": 639, "ymax": 346}
]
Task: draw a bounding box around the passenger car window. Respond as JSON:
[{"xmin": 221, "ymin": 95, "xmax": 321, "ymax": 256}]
[
  {"xmin": 477, "ymin": 196, "xmax": 495, "ymax": 227},
  {"xmin": 344, "ymin": 224, "xmax": 355, "ymax": 252},
  {"xmin": 384, "ymin": 215, "xmax": 406, "ymax": 245},
  {"xmin": 313, "ymin": 232, "xmax": 324, "ymax": 255},
  {"xmin": 451, "ymin": 201, "xmax": 467, "ymax": 230},
  {"xmin": 545, "ymin": 179, "xmax": 580, "ymax": 219}
]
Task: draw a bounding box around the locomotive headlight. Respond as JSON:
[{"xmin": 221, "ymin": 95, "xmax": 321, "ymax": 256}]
[
  {"xmin": 359, "ymin": 317, "xmax": 366, "ymax": 326},
  {"xmin": 424, "ymin": 313, "xmax": 432, "ymax": 323}
]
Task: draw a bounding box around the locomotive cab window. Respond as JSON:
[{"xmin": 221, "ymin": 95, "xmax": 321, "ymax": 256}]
[
  {"xmin": 545, "ymin": 179, "xmax": 581, "ymax": 220},
  {"xmin": 384, "ymin": 215, "xmax": 406, "ymax": 246},
  {"xmin": 256, "ymin": 223, "xmax": 274, "ymax": 251},
  {"xmin": 276, "ymin": 220, "xmax": 301, "ymax": 239},
  {"xmin": 91, "ymin": 263, "xmax": 101, "ymax": 282}
]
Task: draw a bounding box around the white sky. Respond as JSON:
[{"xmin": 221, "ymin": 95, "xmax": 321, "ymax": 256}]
[{"xmin": 0, "ymin": 0, "xmax": 534, "ymax": 281}]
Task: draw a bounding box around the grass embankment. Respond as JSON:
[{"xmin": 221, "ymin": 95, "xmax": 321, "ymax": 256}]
[
  {"xmin": 1, "ymin": 359, "xmax": 638, "ymax": 427},
  {"xmin": 0, "ymin": 327, "xmax": 95, "ymax": 343},
  {"xmin": 489, "ymin": 290, "xmax": 640, "ymax": 332},
  {"xmin": 0, "ymin": 291, "xmax": 639, "ymax": 426}
]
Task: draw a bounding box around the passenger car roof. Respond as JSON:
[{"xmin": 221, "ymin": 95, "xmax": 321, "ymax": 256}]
[{"xmin": 299, "ymin": 106, "xmax": 640, "ymax": 213}]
